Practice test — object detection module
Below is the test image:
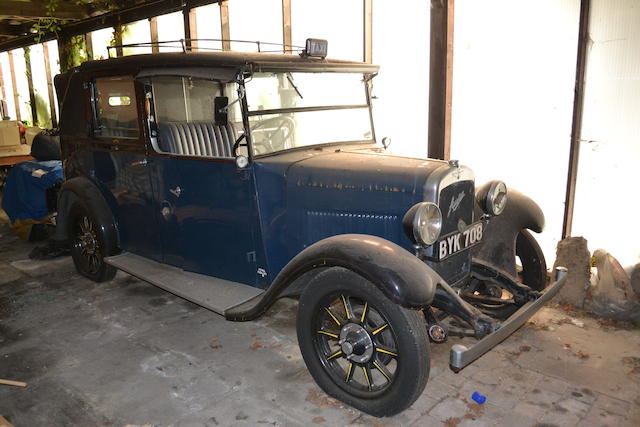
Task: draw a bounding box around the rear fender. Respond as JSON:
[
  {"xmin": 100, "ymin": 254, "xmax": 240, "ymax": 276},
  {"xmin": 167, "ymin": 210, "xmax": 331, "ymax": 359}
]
[
  {"xmin": 56, "ymin": 176, "xmax": 119, "ymax": 250},
  {"xmin": 226, "ymin": 234, "xmax": 440, "ymax": 321},
  {"xmin": 471, "ymin": 189, "xmax": 545, "ymax": 277}
]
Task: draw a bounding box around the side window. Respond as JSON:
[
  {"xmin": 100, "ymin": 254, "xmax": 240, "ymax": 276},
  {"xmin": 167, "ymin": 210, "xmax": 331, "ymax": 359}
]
[
  {"xmin": 93, "ymin": 77, "xmax": 139, "ymax": 139},
  {"xmin": 150, "ymin": 76, "xmax": 244, "ymax": 158}
]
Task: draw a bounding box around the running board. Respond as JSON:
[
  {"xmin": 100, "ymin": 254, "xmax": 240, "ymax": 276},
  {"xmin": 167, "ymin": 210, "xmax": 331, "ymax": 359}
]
[{"xmin": 105, "ymin": 252, "xmax": 264, "ymax": 316}]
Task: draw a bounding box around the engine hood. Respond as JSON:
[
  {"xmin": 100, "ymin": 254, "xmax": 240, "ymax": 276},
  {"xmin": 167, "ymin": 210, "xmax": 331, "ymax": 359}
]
[{"xmin": 287, "ymin": 148, "xmax": 447, "ymax": 203}]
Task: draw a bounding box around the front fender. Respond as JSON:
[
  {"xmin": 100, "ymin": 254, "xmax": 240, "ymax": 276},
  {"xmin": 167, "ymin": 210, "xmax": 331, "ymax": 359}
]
[
  {"xmin": 226, "ymin": 234, "xmax": 440, "ymax": 321},
  {"xmin": 472, "ymin": 189, "xmax": 545, "ymax": 277}
]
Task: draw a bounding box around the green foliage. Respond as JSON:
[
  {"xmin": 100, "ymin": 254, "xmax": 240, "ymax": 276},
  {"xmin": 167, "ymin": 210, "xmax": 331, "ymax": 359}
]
[
  {"xmin": 34, "ymin": 92, "xmax": 52, "ymax": 129},
  {"xmin": 60, "ymin": 35, "xmax": 89, "ymax": 71},
  {"xmin": 32, "ymin": 0, "xmax": 62, "ymax": 43}
]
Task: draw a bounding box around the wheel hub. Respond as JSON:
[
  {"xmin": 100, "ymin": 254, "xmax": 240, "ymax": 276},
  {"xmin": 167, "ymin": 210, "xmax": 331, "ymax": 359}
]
[
  {"xmin": 79, "ymin": 231, "xmax": 97, "ymax": 255},
  {"xmin": 339, "ymin": 323, "xmax": 373, "ymax": 364}
]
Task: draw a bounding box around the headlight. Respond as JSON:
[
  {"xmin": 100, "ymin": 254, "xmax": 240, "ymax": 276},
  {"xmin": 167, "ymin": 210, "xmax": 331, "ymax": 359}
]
[
  {"xmin": 403, "ymin": 202, "xmax": 442, "ymax": 246},
  {"xmin": 476, "ymin": 180, "xmax": 508, "ymax": 216}
]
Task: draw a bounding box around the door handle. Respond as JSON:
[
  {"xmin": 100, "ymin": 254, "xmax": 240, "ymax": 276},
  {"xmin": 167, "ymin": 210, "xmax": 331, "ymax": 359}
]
[
  {"xmin": 130, "ymin": 159, "xmax": 148, "ymax": 167},
  {"xmin": 169, "ymin": 186, "xmax": 182, "ymax": 198}
]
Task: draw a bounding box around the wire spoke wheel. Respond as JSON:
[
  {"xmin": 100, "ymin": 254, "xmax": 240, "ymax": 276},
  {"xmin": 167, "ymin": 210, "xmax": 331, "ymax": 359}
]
[
  {"xmin": 313, "ymin": 293, "xmax": 399, "ymax": 395},
  {"xmin": 73, "ymin": 215, "xmax": 102, "ymax": 275},
  {"xmin": 297, "ymin": 268, "xmax": 430, "ymax": 417},
  {"xmin": 68, "ymin": 201, "xmax": 117, "ymax": 282}
]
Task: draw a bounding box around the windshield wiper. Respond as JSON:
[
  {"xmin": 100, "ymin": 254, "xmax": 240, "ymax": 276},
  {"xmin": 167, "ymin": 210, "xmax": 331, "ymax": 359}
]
[{"xmin": 286, "ymin": 73, "xmax": 303, "ymax": 99}]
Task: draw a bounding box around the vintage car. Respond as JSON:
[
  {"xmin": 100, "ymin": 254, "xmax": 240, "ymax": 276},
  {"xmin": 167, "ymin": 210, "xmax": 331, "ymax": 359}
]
[{"xmin": 52, "ymin": 40, "xmax": 567, "ymax": 416}]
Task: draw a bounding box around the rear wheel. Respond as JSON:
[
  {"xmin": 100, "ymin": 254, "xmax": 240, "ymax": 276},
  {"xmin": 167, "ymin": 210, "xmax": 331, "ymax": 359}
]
[
  {"xmin": 69, "ymin": 201, "xmax": 117, "ymax": 282},
  {"xmin": 297, "ymin": 268, "xmax": 430, "ymax": 417}
]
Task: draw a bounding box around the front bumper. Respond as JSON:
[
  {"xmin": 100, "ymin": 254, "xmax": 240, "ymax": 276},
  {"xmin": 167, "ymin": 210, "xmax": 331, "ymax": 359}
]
[{"xmin": 449, "ymin": 266, "xmax": 568, "ymax": 371}]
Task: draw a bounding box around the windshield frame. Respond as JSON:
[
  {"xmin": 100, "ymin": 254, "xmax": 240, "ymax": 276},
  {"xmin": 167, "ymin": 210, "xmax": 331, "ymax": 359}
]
[{"xmin": 241, "ymin": 70, "xmax": 378, "ymax": 159}]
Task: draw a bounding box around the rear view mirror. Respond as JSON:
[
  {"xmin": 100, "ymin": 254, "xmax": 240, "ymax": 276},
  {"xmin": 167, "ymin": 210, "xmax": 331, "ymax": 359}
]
[{"xmin": 214, "ymin": 96, "xmax": 229, "ymax": 126}]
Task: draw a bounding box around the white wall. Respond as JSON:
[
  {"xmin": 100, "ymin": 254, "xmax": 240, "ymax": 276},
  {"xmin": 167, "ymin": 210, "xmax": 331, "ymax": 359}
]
[
  {"xmin": 572, "ymin": 0, "xmax": 640, "ymax": 268},
  {"xmin": 450, "ymin": 0, "xmax": 580, "ymax": 265},
  {"xmin": 371, "ymin": 0, "xmax": 430, "ymax": 158}
]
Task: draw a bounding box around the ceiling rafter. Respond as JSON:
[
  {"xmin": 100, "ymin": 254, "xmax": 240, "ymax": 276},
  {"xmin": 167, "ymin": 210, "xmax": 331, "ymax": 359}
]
[{"xmin": 0, "ymin": 1, "xmax": 90, "ymax": 20}]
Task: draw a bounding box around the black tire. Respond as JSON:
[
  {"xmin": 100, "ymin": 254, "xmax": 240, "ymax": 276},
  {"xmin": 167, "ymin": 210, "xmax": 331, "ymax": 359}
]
[
  {"xmin": 296, "ymin": 267, "xmax": 430, "ymax": 417},
  {"xmin": 516, "ymin": 230, "xmax": 547, "ymax": 291},
  {"xmin": 68, "ymin": 200, "xmax": 117, "ymax": 282}
]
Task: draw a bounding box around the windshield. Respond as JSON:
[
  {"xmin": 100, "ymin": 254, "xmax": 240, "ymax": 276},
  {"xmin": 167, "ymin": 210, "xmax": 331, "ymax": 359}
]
[{"xmin": 245, "ymin": 72, "xmax": 374, "ymax": 155}]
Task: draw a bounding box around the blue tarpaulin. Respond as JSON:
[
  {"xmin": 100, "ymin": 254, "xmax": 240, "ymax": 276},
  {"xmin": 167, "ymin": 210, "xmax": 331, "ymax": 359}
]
[{"xmin": 1, "ymin": 160, "xmax": 63, "ymax": 223}]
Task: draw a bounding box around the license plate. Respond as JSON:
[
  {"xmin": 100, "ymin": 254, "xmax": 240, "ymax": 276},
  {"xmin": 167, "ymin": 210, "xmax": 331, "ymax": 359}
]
[{"xmin": 436, "ymin": 222, "xmax": 483, "ymax": 261}]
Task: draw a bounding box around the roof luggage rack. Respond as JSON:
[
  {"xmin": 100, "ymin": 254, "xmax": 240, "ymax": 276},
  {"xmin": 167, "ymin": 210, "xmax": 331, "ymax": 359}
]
[{"xmin": 106, "ymin": 38, "xmax": 305, "ymax": 57}]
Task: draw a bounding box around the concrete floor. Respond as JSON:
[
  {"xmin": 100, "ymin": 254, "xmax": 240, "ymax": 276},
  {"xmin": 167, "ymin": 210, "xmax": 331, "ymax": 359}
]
[{"xmin": 1, "ymin": 224, "xmax": 639, "ymax": 427}]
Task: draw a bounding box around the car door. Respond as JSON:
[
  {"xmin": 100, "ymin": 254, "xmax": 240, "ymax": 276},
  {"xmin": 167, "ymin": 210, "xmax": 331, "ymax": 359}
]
[
  {"xmin": 143, "ymin": 74, "xmax": 261, "ymax": 286},
  {"xmin": 89, "ymin": 76, "xmax": 163, "ymax": 261},
  {"xmin": 151, "ymin": 156, "xmax": 260, "ymax": 285}
]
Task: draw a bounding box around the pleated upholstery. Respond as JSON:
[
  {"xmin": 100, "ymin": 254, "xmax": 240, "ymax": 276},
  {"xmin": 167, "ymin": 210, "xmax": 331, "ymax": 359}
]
[{"xmin": 158, "ymin": 122, "xmax": 237, "ymax": 158}]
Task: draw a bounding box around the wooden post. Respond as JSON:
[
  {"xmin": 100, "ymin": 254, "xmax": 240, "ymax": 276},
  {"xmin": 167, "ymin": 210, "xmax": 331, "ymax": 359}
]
[
  {"xmin": 183, "ymin": 4, "xmax": 198, "ymax": 50},
  {"xmin": 427, "ymin": 0, "xmax": 454, "ymax": 160},
  {"xmin": 282, "ymin": 0, "xmax": 292, "ymax": 52},
  {"xmin": 42, "ymin": 41, "xmax": 58, "ymax": 128},
  {"xmin": 220, "ymin": 1, "xmax": 230, "ymax": 51},
  {"xmin": 364, "ymin": 0, "xmax": 373, "ymax": 63},
  {"xmin": 0, "ymin": 60, "xmax": 6, "ymax": 116},
  {"xmin": 114, "ymin": 25, "xmax": 124, "ymax": 57},
  {"xmin": 24, "ymin": 47, "xmax": 38, "ymax": 126},
  {"xmin": 149, "ymin": 17, "xmax": 159, "ymax": 53},
  {"xmin": 562, "ymin": 0, "xmax": 591, "ymax": 238},
  {"xmin": 7, "ymin": 50, "xmax": 21, "ymax": 121},
  {"xmin": 84, "ymin": 32, "xmax": 93, "ymax": 60}
]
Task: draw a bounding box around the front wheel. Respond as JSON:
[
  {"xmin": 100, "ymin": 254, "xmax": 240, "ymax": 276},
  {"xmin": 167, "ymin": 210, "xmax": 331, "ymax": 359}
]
[{"xmin": 296, "ymin": 268, "xmax": 430, "ymax": 417}]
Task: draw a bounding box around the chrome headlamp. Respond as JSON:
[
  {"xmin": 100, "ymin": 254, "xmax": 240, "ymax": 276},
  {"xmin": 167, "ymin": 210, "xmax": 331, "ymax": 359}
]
[
  {"xmin": 476, "ymin": 180, "xmax": 508, "ymax": 216},
  {"xmin": 403, "ymin": 202, "xmax": 442, "ymax": 246}
]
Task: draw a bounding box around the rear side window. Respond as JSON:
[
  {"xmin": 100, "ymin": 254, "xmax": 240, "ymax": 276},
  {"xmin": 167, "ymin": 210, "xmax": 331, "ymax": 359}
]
[{"xmin": 93, "ymin": 77, "xmax": 139, "ymax": 139}]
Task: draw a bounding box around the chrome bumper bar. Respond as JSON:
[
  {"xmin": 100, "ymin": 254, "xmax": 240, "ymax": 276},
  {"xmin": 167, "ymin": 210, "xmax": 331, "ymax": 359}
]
[{"xmin": 449, "ymin": 266, "xmax": 568, "ymax": 371}]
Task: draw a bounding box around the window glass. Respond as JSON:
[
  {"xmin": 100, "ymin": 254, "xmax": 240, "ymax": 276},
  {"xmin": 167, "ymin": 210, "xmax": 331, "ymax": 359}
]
[
  {"xmin": 94, "ymin": 77, "xmax": 139, "ymax": 139},
  {"xmin": 245, "ymin": 72, "xmax": 373, "ymax": 155},
  {"xmin": 246, "ymin": 72, "xmax": 367, "ymax": 111},
  {"xmin": 151, "ymin": 76, "xmax": 243, "ymax": 157}
]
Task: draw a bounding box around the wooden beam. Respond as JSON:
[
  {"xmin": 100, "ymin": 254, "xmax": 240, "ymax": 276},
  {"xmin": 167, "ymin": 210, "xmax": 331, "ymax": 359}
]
[
  {"xmin": 6, "ymin": 50, "xmax": 20, "ymax": 121},
  {"xmin": 363, "ymin": 0, "xmax": 372, "ymax": 63},
  {"xmin": 427, "ymin": 0, "xmax": 454, "ymax": 160},
  {"xmin": 562, "ymin": 0, "xmax": 591, "ymax": 238},
  {"xmin": 42, "ymin": 42, "xmax": 57, "ymax": 128},
  {"xmin": 0, "ymin": 0, "xmax": 221, "ymax": 52},
  {"xmin": 0, "ymin": 1, "xmax": 88, "ymax": 20},
  {"xmin": 0, "ymin": 23, "xmax": 32, "ymax": 37},
  {"xmin": 149, "ymin": 17, "xmax": 159, "ymax": 53},
  {"xmin": 220, "ymin": 1, "xmax": 230, "ymax": 51},
  {"xmin": 282, "ymin": 0, "xmax": 292, "ymax": 52},
  {"xmin": 23, "ymin": 46, "xmax": 38, "ymax": 125}
]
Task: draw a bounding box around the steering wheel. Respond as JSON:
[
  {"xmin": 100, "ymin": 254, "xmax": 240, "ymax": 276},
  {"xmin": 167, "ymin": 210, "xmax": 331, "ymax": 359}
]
[{"xmin": 251, "ymin": 115, "xmax": 296, "ymax": 155}]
